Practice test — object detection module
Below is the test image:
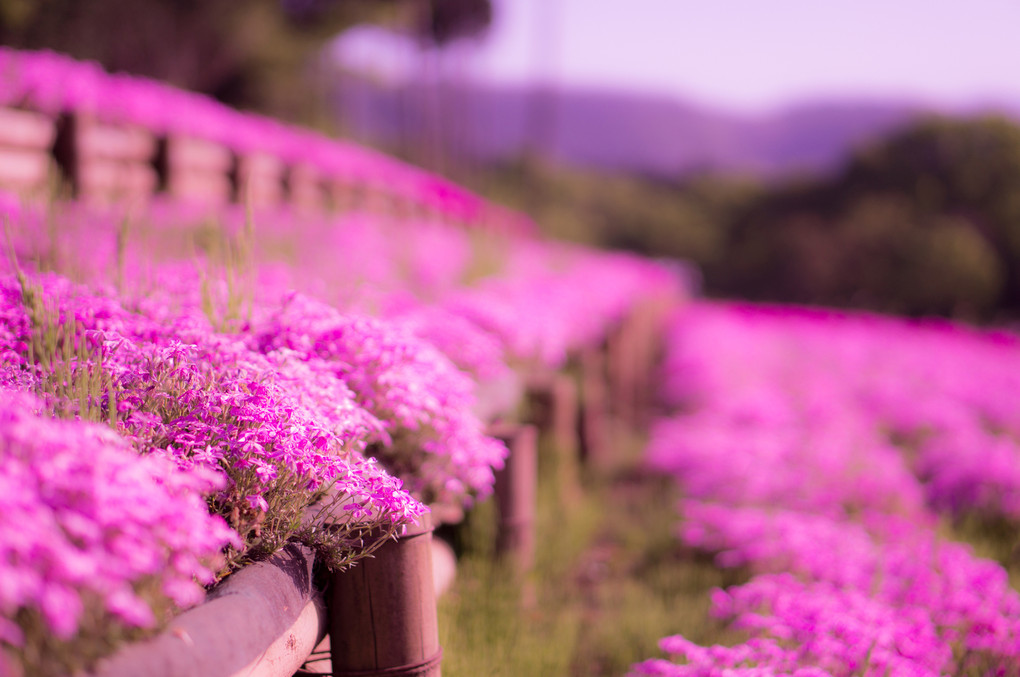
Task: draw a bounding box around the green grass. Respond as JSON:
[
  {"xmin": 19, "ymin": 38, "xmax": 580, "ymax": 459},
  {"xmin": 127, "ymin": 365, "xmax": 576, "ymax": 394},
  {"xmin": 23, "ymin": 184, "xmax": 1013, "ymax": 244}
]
[
  {"xmin": 948, "ymin": 513, "xmax": 1020, "ymax": 591},
  {"xmin": 437, "ymin": 425, "xmax": 745, "ymax": 677},
  {"xmin": 437, "ymin": 427, "xmax": 1020, "ymax": 677}
]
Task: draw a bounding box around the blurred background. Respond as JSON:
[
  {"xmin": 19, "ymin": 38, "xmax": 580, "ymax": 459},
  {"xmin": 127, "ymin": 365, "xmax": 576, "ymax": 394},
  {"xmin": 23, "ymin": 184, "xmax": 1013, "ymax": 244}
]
[{"xmin": 5, "ymin": 0, "xmax": 1020, "ymax": 322}]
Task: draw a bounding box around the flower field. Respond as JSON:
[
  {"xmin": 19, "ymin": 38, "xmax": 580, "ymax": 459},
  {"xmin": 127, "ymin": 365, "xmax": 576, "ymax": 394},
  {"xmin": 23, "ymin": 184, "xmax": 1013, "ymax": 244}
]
[
  {"xmin": 633, "ymin": 304, "xmax": 1020, "ymax": 676},
  {"xmin": 2, "ymin": 47, "xmax": 1019, "ymax": 677},
  {"xmin": 0, "ymin": 49, "xmax": 683, "ymax": 676}
]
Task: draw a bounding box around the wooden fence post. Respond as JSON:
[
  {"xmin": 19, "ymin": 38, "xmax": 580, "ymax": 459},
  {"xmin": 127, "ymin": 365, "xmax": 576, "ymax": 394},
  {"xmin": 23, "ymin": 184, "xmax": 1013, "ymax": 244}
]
[
  {"xmin": 606, "ymin": 316, "xmax": 639, "ymax": 429},
  {"xmin": 327, "ymin": 180, "xmax": 364, "ymax": 214},
  {"xmin": 158, "ymin": 135, "xmax": 235, "ymax": 206},
  {"xmin": 329, "ymin": 514, "xmax": 442, "ymax": 677},
  {"xmin": 53, "ymin": 113, "xmax": 157, "ymax": 206},
  {"xmin": 525, "ymin": 372, "xmax": 580, "ymax": 457},
  {"xmin": 287, "ymin": 163, "xmax": 326, "ymax": 213},
  {"xmin": 0, "ymin": 106, "xmax": 56, "ymax": 200},
  {"xmin": 235, "ymin": 151, "xmax": 285, "ymax": 208},
  {"xmin": 607, "ymin": 296, "xmax": 677, "ymax": 429},
  {"xmin": 489, "ymin": 422, "xmax": 538, "ymax": 574},
  {"xmin": 525, "ymin": 371, "xmax": 582, "ymax": 503},
  {"xmin": 578, "ymin": 346, "xmax": 613, "ymax": 471}
]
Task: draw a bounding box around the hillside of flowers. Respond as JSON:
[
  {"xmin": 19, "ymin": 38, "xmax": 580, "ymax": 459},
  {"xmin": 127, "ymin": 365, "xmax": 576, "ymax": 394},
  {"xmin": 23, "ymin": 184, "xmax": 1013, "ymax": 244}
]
[
  {"xmin": 20, "ymin": 44, "xmax": 1020, "ymax": 677},
  {"xmin": 0, "ymin": 50, "xmax": 685, "ymax": 676},
  {"xmin": 632, "ymin": 303, "xmax": 1020, "ymax": 676}
]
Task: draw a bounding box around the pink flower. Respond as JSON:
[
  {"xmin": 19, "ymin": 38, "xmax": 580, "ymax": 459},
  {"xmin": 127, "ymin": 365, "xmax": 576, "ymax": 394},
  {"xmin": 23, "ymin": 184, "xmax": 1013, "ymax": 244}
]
[{"xmin": 246, "ymin": 494, "xmax": 269, "ymax": 512}]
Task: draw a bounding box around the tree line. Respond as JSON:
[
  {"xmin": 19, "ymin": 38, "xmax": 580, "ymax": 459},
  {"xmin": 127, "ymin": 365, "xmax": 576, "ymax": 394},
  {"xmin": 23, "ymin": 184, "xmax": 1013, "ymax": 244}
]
[
  {"xmin": 474, "ymin": 115, "xmax": 1020, "ymax": 324},
  {"xmin": 0, "ymin": 0, "xmax": 491, "ymax": 121}
]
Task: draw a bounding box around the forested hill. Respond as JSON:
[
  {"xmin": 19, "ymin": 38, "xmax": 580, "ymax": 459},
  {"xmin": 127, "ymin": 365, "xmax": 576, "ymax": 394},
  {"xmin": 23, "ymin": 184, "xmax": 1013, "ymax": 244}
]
[{"xmin": 329, "ymin": 78, "xmax": 1015, "ymax": 177}]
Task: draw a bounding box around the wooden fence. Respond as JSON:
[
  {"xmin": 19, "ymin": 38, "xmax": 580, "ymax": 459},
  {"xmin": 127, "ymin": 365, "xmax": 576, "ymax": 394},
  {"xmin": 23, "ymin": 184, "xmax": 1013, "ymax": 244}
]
[{"xmin": 0, "ymin": 105, "xmax": 533, "ymax": 237}]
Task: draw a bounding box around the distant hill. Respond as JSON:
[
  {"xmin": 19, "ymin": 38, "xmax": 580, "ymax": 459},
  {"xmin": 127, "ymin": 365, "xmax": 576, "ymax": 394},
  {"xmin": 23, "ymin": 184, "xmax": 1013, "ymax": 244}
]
[{"xmin": 331, "ymin": 78, "xmax": 951, "ymax": 178}]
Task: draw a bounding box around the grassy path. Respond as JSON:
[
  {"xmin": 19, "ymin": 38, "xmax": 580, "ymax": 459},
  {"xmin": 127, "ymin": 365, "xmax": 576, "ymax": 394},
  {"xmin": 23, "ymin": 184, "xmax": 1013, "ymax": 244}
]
[
  {"xmin": 435, "ymin": 430, "xmax": 745, "ymax": 676},
  {"xmin": 435, "ymin": 418, "xmax": 1020, "ymax": 677}
]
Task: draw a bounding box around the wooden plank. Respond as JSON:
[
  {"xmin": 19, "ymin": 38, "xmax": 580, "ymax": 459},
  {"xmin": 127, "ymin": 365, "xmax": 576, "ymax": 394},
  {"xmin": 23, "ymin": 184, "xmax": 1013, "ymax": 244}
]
[
  {"xmin": 164, "ymin": 136, "xmax": 234, "ymax": 173},
  {"xmin": 0, "ymin": 107, "xmax": 56, "ymax": 149},
  {"xmin": 236, "ymin": 152, "xmax": 284, "ymax": 207},
  {"xmin": 90, "ymin": 544, "xmax": 325, "ymax": 677},
  {"xmin": 165, "ymin": 170, "xmax": 234, "ymax": 205},
  {"xmin": 0, "ymin": 147, "xmax": 50, "ymax": 188},
  {"xmin": 287, "ymin": 163, "xmax": 325, "ymax": 211},
  {"xmin": 77, "ymin": 120, "xmax": 156, "ymax": 162}
]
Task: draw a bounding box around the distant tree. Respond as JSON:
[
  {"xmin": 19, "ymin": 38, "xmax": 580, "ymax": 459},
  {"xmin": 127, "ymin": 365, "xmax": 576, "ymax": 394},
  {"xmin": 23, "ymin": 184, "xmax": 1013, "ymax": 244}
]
[
  {"xmin": 417, "ymin": 0, "xmax": 492, "ymax": 46},
  {"xmin": 0, "ymin": 0, "xmax": 491, "ymax": 118},
  {"xmin": 713, "ymin": 115, "xmax": 1020, "ymax": 320},
  {"xmin": 842, "ymin": 116, "xmax": 1020, "ymax": 311}
]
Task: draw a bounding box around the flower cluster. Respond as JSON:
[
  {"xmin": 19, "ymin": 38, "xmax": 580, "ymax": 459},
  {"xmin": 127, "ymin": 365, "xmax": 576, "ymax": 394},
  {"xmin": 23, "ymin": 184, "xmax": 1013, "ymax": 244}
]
[
  {"xmin": 0, "ymin": 388, "xmax": 238, "ymax": 676},
  {"xmin": 249, "ymin": 291, "xmax": 507, "ymax": 510},
  {"xmin": 444, "ymin": 243, "xmax": 684, "ymax": 369},
  {"xmin": 633, "ymin": 303, "xmax": 1020, "ymax": 676},
  {"xmin": 0, "ymin": 265, "xmax": 436, "ymax": 672}
]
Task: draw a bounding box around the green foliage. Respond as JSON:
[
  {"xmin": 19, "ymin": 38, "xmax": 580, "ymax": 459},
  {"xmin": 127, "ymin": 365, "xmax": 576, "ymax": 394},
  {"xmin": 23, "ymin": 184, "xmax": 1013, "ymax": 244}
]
[
  {"xmin": 711, "ymin": 115, "xmax": 1020, "ymax": 320},
  {"xmin": 14, "ymin": 269, "xmax": 118, "ymax": 426},
  {"xmin": 466, "ymin": 158, "xmax": 758, "ymax": 269},
  {"xmin": 0, "ymin": 0, "xmax": 490, "ymax": 120},
  {"xmin": 949, "ymin": 514, "xmax": 1020, "ymax": 591},
  {"xmin": 842, "ymin": 116, "xmax": 1020, "ymax": 309},
  {"xmin": 194, "ymin": 215, "xmax": 255, "ymax": 334},
  {"xmin": 717, "ymin": 193, "xmax": 1005, "ymax": 318},
  {"xmin": 475, "ymin": 115, "xmax": 1020, "ymax": 322},
  {"xmin": 438, "ymin": 426, "xmax": 745, "ymax": 676}
]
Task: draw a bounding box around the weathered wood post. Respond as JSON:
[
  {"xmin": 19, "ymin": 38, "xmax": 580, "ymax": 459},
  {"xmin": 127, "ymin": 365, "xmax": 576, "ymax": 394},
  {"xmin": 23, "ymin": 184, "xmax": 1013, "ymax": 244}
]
[
  {"xmin": 91, "ymin": 544, "xmax": 326, "ymax": 677},
  {"xmin": 0, "ymin": 106, "xmax": 56, "ymax": 199},
  {"xmin": 53, "ymin": 113, "xmax": 157, "ymax": 205},
  {"xmin": 578, "ymin": 345, "xmax": 613, "ymax": 471},
  {"xmin": 327, "ymin": 179, "xmax": 365, "ymax": 215},
  {"xmin": 525, "ymin": 371, "xmax": 582, "ymax": 504},
  {"xmin": 606, "ymin": 315, "xmax": 640, "ymax": 428},
  {"xmin": 608, "ymin": 296, "xmax": 676, "ymax": 429},
  {"xmin": 329, "ymin": 514, "xmax": 442, "ymax": 677},
  {"xmin": 235, "ymin": 151, "xmax": 285, "ymax": 209},
  {"xmin": 158, "ymin": 135, "xmax": 235, "ymax": 206},
  {"xmin": 489, "ymin": 422, "xmax": 538, "ymax": 574},
  {"xmin": 287, "ymin": 163, "xmax": 326, "ymax": 213}
]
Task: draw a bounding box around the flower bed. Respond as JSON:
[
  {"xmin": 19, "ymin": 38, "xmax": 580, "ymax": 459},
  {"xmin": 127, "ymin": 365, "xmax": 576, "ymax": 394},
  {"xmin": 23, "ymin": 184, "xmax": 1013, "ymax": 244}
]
[
  {"xmin": 634, "ymin": 303, "xmax": 1020, "ymax": 676},
  {"xmin": 0, "ymin": 47, "xmax": 689, "ymax": 676}
]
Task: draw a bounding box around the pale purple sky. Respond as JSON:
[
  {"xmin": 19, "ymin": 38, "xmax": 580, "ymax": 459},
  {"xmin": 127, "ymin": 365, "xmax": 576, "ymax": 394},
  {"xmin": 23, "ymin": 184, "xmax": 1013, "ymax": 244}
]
[{"xmin": 333, "ymin": 0, "xmax": 1020, "ymax": 112}]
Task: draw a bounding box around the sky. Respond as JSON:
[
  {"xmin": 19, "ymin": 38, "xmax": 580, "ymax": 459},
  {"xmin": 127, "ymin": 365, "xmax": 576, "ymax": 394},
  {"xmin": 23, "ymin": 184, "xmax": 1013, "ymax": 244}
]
[{"xmin": 332, "ymin": 0, "xmax": 1020, "ymax": 113}]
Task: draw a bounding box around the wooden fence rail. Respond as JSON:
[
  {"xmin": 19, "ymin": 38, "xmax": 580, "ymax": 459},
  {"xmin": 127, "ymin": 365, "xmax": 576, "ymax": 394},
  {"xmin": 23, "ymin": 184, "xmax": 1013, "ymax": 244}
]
[
  {"xmin": 0, "ymin": 104, "xmax": 535, "ymax": 236},
  {"xmin": 89, "ymin": 544, "xmax": 325, "ymax": 677},
  {"xmin": 82, "ymin": 524, "xmax": 456, "ymax": 677}
]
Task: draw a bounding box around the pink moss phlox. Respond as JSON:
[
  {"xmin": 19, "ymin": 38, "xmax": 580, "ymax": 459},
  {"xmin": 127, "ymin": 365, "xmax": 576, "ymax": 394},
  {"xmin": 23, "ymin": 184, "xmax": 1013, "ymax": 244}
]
[
  {"xmin": 0, "ymin": 388, "xmax": 238, "ymax": 645},
  {"xmin": 444, "ymin": 245, "xmax": 683, "ymax": 369},
  {"xmin": 0, "ymin": 271, "xmax": 425, "ymax": 566},
  {"xmin": 249, "ymin": 291, "xmax": 507, "ymax": 508},
  {"xmin": 637, "ymin": 302, "xmax": 1020, "ymax": 675}
]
